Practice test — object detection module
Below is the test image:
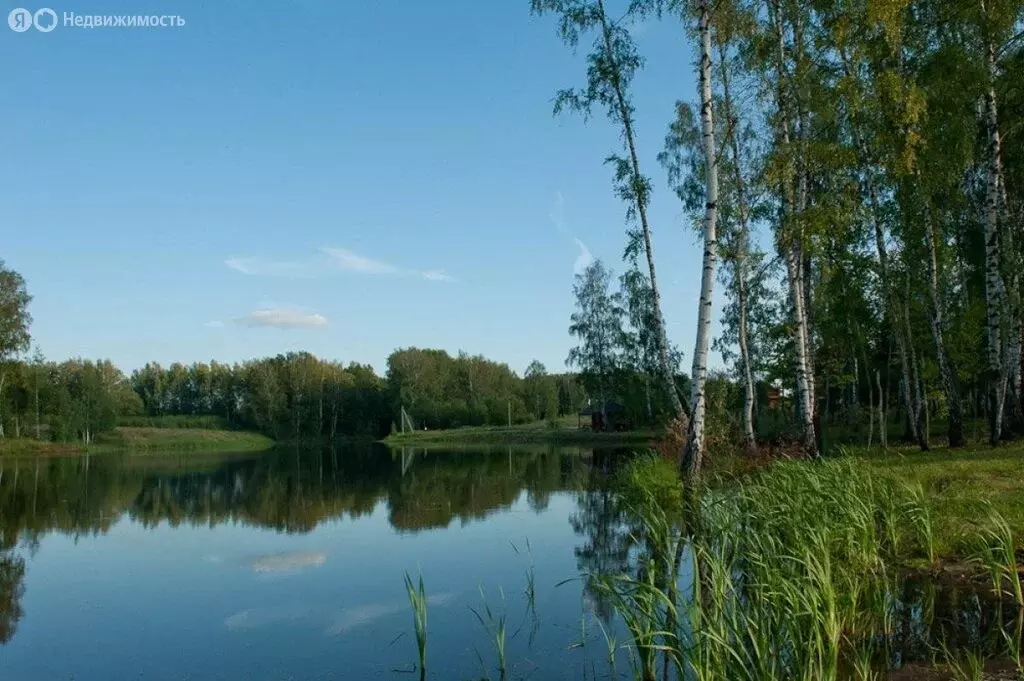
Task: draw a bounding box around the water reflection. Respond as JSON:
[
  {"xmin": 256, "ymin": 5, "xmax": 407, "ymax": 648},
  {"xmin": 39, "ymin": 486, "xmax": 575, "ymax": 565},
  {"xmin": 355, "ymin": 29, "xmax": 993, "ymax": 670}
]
[
  {"xmin": 0, "ymin": 445, "xmax": 1018, "ymax": 679},
  {"xmin": 0, "ymin": 443, "xmax": 604, "ymax": 541}
]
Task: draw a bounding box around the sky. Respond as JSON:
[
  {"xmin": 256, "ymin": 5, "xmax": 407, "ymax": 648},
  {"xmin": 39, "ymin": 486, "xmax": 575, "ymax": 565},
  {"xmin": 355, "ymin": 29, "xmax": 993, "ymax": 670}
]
[{"xmin": 1, "ymin": 0, "xmax": 719, "ymax": 377}]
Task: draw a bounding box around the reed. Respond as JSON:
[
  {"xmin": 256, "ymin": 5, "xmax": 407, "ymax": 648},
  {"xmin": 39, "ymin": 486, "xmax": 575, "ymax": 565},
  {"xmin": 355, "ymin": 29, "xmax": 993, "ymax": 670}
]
[
  {"xmin": 968, "ymin": 507, "xmax": 1023, "ymax": 606},
  {"xmin": 470, "ymin": 585, "xmax": 508, "ymax": 680},
  {"xmin": 403, "ymin": 570, "xmax": 428, "ymax": 681}
]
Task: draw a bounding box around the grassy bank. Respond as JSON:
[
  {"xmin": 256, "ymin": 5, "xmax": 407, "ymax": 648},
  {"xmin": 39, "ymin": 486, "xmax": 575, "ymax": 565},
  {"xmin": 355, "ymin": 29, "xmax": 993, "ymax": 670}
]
[
  {"xmin": 0, "ymin": 427, "xmax": 274, "ymax": 456},
  {"xmin": 383, "ymin": 415, "xmax": 660, "ymax": 446},
  {"xmin": 859, "ymin": 442, "xmax": 1024, "ymax": 557}
]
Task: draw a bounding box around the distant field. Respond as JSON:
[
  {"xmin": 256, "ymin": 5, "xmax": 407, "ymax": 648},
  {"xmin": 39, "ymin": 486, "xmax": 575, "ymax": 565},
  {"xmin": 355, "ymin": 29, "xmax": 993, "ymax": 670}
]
[
  {"xmin": 0, "ymin": 427, "xmax": 274, "ymax": 456},
  {"xmin": 96, "ymin": 427, "xmax": 274, "ymax": 452},
  {"xmin": 384, "ymin": 415, "xmax": 661, "ymax": 446}
]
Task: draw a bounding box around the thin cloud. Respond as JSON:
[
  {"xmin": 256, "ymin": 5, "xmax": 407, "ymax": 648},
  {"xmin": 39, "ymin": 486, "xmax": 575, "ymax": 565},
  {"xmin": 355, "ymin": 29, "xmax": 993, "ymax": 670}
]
[
  {"xmin": 551, "ymin": 192, "xmax": 594, "ymax": 276},
  {"xmin": 326, "ymin": 593, "xmax": 456, "ymax": 636},
  {"xmin": 224, "ymin": 248, "xmax": 454, "ymax": 283},
  {"xmin": 551, "ymin": 191, "xmax": 566, "ymax": 234},
  {"xmin": 422, "ymin": 269, "xmax": 456, "ymax": 282},
  {"xmin": 251, "ymin": 552, "xmax": 326, "ymax": 574},
  {"xmin": 236, "ymin": 307, "xmax": 328, "ymax": 329},
  {"xmin": 225, "ymin": 256, "xmax": 318, "ymax": 278},
  {"xmin": 573, "ymin": 238, "xmax": 594, "ymax": 275},
  {"xmin": 321, "ymin": 247, "xmax": 399, "ymax": 275}
]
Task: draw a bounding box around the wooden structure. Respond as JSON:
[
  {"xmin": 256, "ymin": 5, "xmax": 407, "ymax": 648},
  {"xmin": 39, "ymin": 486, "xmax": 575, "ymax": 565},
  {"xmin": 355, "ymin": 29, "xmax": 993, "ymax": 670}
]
[{"xmin": 579, "ymin": 401, "xmax": 628, "ymax": 432}]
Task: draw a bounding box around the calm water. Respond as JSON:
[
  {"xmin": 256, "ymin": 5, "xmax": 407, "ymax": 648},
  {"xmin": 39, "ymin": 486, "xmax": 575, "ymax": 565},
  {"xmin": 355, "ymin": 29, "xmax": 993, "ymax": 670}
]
[
  {"xmin": 0, "ymin": 443, "xmax": 647, "ymax": 681},
  {"xmin": 0, "ymin": 444, "xmax": 1014, "ymax": 680}
]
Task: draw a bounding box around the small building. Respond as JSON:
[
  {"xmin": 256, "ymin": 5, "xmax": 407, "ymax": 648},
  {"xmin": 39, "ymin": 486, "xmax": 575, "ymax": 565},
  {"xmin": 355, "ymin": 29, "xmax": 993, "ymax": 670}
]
[
  {"xmin": 579, "ymin": 401, "xmax": 627, "ymax": 432},
  {"xmin": 765, "ymin": 381, "xmax": 793, "ymax": 410}
]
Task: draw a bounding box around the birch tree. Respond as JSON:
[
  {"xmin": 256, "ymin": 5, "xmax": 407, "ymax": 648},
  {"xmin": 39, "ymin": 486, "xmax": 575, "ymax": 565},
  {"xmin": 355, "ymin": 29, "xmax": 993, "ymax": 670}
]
[
  {"xmin": 765, "ymin": 0, "xmax": 817, "ymax": 456},
  {"xmin": 680, "ymin": 0, "xmax": 720, "ymax": 477},
  {"xmin": 532, "ymin": 0, "xmax": 688, "ymax": 424},
  {"xmin": 567, "ymin": 260, "xmax": 626, "ymax": 424}
]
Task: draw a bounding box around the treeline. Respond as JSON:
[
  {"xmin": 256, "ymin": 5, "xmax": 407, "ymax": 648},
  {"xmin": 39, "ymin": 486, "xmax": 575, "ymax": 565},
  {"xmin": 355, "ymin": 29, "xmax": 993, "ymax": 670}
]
[
  {"xmin": 538, "ymin": 0, "xmax": 1024, "ymax": 468},
  {"xmin": 0, "ymin": 342, "xmax": 609, "ymax": 442}
]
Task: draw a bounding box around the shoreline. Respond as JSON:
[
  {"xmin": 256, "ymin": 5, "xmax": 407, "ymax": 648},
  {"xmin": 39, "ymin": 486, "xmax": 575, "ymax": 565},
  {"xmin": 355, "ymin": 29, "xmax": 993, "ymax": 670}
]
[
  {"xmin": 382, "ymin": 425, "xmax": 660, "ymax": 446},
  {"xmin": 0, "ymin": 427, "xmax": 275, "ymax": 457}
]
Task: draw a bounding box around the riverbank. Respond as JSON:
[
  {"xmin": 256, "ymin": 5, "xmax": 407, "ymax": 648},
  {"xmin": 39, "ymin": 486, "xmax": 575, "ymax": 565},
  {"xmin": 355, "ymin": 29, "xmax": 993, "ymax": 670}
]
[
  {"xmin": 0, "ymin": 427, "xmax": 274, "ymax": 456},
  {"xmin": 383, "ymin": 422, "xmax": 660, "ymax": 446},
  {"xmin": 859, "ymin": 442, "xmax": 1024, "ymax": 556}
]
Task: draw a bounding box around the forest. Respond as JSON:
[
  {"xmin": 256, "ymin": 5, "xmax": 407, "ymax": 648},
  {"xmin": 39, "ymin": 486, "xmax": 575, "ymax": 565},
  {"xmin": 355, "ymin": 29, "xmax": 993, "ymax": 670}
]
[
  {"xmin": 0, "ymin": 258, "xmax": 643, "ymax": 442},
  {"xmin": 1, "ymin": 0, "xmax": 1023, "ymax": 469},
  {"xmin": 536, "ymin": 0, "xmax": 1024, "ymax": 475}
]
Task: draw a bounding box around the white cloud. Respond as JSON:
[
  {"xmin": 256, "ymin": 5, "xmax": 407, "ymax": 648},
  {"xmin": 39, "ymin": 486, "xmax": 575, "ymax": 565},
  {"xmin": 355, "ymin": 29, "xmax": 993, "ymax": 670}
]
[
  {"xmin": 237, "ymin": 307, "xmax": 328, "ymax": 329},
  {"xmin": 326, "ymin": 593, "xmax": 456, "ymax": 636},
  {"xmin": 320, "ymin": 247, "xmax": 399, "ymax": 275},
  {"xmin": 225, "ymin": 256, "xmax": 317, "ymax": 278},
  {"xmin": 422, "ymin": 269, "xmax": 456, "ymax": 282},
  {"xmin": 251, "ymin": 552, "xmax": 326, "ymax": 574},
  {"xmin": 551, "ymin": 191, "xmax": 566, "ymax": 233},
  {"xmin": 204, "ymin": 320, "xmax": 225, "ymax": 328},
  {"xmin": 551, "ymin": 193, "xmax": 594, "ymax": 276},
  {"xmin": 225, "ymin": 247, "xmax": 454, "ymax": 283},
  {"xmin": 573, "ymin": 238, "xmax": 594, "ymax": 275}
]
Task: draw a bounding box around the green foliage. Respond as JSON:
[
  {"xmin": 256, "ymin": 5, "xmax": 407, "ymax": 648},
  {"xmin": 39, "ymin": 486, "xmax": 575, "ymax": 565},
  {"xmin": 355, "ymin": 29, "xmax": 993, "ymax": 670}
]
[
  {"xmin": 387, "ymin": 348, "xmax": 531, "ymax": 429},
  {"xmin": 0, "ymin": 261, "xmax": 31, "ymax": 362},
  {"xmin": 617, "ymin": 454, "xmax": 683, "ymax": 520}
]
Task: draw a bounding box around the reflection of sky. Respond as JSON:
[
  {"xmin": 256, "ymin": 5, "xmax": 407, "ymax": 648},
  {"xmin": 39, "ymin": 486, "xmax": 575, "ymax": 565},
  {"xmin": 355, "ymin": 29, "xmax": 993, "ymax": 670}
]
[{"xmin": 1, "ymin": 493, "xmax": 600, "ymax": 681}]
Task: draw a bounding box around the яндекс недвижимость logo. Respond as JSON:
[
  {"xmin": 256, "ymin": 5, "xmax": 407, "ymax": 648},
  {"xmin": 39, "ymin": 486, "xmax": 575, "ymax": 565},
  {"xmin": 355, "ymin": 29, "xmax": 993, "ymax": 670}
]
[
  {"xmin": 7, "ymin": 8, "xmax": 184, "ymax": 31},
  {"xmin": 8, "ymin": 7, "xmax": 57, "ymax": 32}
]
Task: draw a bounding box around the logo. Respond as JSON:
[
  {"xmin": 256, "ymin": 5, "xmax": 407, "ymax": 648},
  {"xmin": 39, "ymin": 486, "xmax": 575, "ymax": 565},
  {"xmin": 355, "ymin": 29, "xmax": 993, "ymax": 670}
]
[
  {"xmin": 8, "ymin": 6, "xmax": 56, "ymax": 31},
  {"xmin": 33, "ymin": 7, "xmax": 56, "ymax": 31},
  {"xmin": 7, "ymin": 7, "xmax": 31, "ymax": 31}
]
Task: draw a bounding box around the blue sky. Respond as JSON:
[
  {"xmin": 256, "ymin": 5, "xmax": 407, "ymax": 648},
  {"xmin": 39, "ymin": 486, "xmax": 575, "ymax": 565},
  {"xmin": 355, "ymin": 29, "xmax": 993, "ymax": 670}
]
[{"xmin": 1, "ymin": 0, "xmax": 717, "ymax": 376}]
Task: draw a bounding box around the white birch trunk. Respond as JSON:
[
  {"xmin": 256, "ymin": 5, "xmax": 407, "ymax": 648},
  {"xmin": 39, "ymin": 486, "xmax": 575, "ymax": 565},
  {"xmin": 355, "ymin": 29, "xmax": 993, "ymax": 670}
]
[
  {"xmin": 922, "ymin": 203, "xmax": 965, "ymax": 446},
  {"xmin": 682, "ymin": 0, "xmax": 718, "ymax": 478},
  {"xmin": 877, "ymin": 369, "xmax": 887, "ymax": 449},
  {"xmin": 717, "ymin": 40, "xmax": 757, "ymax": 456},
  {"xmin": 983, "ymin": 35, "xmax": 1009, "ymax": 444},
  {"xmin": 769, "ymin": 0, "xmax": 816, "ymax": 457},
  {"xmin": 838, "ymin": 44, "xmax": 921, "ymax": 447}
]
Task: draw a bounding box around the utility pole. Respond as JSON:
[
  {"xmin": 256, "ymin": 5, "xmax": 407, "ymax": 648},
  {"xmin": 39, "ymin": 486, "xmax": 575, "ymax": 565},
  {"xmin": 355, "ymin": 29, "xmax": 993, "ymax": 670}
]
[{"xmin": 507, "ymin": 397, "xmax": 511, "ymax": 427}]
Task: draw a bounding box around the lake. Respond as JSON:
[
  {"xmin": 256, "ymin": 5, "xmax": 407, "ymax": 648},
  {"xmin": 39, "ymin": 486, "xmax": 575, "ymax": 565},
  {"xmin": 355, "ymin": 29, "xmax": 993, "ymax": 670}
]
[
  {"xmin": 0, "ymin": 443, "xmax": 650, "ymax": 681},
  {"xmin": 0, "ymin": 444, "xmax": 1013, "ymax": 681}
]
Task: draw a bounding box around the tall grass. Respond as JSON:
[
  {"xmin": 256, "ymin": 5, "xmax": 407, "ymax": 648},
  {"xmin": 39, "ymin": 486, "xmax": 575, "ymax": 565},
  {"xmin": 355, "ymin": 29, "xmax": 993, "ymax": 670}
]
[
  {"xmin": 595, "ymin": 457, "xmax": 997, "ymax": 681},
  {"xmin": 968, "ymin": 506, "xmax": 1024, "ymax": 607},
  {"xmin": 403, "ymin": 570, "xmax": 428, "ymax": 681}
]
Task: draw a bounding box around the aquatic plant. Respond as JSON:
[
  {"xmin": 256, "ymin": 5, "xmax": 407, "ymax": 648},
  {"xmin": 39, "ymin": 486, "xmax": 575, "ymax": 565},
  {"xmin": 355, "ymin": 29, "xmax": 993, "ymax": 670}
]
[
  {"xmin": 403, "ymin": 570, "xmax": 428, "ymax": 681},
  {"xmin": 470, "ymin": 585, "xmax": 508, "ymax": 680}
]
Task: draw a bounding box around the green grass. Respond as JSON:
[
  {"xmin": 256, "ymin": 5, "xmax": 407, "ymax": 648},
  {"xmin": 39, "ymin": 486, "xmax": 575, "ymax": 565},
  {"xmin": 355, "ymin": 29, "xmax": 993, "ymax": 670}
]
[
  {"xmin": 383, "ymin": 415, "xmax": 660, "ymax": 446},
  {"xmin": 0, "ymin": 438, "xmax": 85, "ymax": 456},
  {"xmin": 0, "ymin": 427, "xmax": 274, "ymax": 456},
  {"xmin": 856, "ymin": 442, "xmax": 1024, "ymax": 557},
  {"xmin": 116, "ymin": 414, "xmax": 231, "ymax": 429},
  {"xmin": 94, "ymin": 427, "xmax": 274, "ymax": 452}
]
